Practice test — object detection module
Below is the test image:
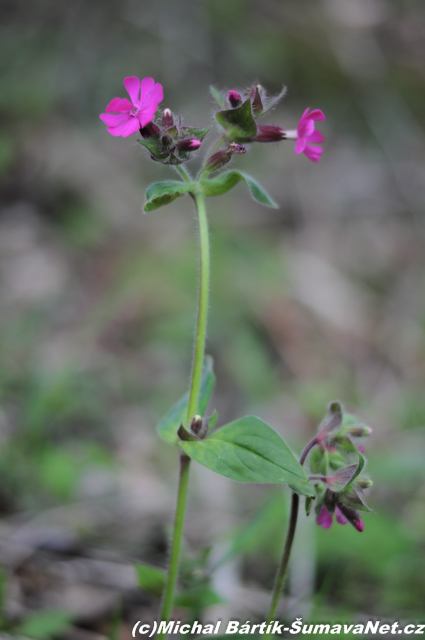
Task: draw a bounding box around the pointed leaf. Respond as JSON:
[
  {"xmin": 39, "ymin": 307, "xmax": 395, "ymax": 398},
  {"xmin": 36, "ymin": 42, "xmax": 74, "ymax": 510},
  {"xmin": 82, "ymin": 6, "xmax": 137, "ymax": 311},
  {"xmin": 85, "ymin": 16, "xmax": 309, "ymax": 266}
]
[
  {"xmin": 208, "ymin": 410, "xmax": 218, "ymax": 429},
  {"xmin": 261, "ymin": 85, "xmax": 287, "ymax": 116},
  {"xmin": 340, "ymin": 489, "xmax": 373, "ymax": 512},
  {"xmin": 201, "ymin": 171, "xmax": 278, "ymax": 208},
  {"xmin": 180, "ymin": 416, "xmax": 314, "ymax": 496},
  {"xmin": 157, "ymin": 356, "xmax": 215, "ymax": 445},
  {"xmin": 215, "ymin": 98, "xmax": 257, "ymax": 142},
  {"xmin": 180, "ymin": 126, "xmax": 212, "ymax": 142},
  {"xmin": 144, "ymin": 180, "xmax": 196, "ymax": 212},
  {"xmin": 251, "ymin": 86, "xmax": 263, "ymax": 116},
  {"xmin": 138, "ymin": 137, "xmax": 169, "ymax": 161},
  {"xmin": 210, "ymin": 86, "xmax": 226, "ymax": 109}
]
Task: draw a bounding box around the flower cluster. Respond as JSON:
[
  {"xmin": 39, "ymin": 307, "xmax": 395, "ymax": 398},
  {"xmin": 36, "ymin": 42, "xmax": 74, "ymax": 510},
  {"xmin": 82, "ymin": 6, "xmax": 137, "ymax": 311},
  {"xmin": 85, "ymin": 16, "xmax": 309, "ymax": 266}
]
[
  {"xmin": 306, "ymin": 402, "xmax": 373, "ymax": 532},
  {"xmin": 100, "ymin": 77, "xmax": 326, "ymax": 165}
]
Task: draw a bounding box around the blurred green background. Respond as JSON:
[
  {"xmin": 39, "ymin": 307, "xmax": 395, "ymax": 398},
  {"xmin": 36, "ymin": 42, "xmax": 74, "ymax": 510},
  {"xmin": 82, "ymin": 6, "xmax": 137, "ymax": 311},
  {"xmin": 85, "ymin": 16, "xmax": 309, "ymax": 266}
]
[{"xmin": 1, "ymin": 0, "xmax": 425, "ymax": 637}]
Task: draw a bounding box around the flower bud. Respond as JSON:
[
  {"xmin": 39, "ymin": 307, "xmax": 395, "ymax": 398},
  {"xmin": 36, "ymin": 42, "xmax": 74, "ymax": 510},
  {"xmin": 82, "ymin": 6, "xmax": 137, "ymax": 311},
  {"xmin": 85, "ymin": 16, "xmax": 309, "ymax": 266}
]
[
  {"xmin": 140, "ymin": 121, "xmax": 160, "ymax": 139},
  {"xmin": 205, "ymin": 149, "xmax": 232, "ymax": 172},
  {"xmin": 356, "ymin": 477, "xmax": 373, "ymax": 490},
  {"xmin": 228, "ymin": 90, "xmax": 242, "ymax": 107},
  {"xmin": 190, "ymin": 415, "xmax": 209, "ymax": 439},
  {"xmin": 161, "ymin": 134, "xmax": 174, "ymax": 148},
  {"xmin": 253, "ymin": 125, "xmax": 285, "ymax": 143},
  {"xmin": 177, "ymin": 138, "xmax": 202, "ymax": 151},
  {"xmin": 162, "ymin": 108, "xmax": 174, "ymax": 128}
]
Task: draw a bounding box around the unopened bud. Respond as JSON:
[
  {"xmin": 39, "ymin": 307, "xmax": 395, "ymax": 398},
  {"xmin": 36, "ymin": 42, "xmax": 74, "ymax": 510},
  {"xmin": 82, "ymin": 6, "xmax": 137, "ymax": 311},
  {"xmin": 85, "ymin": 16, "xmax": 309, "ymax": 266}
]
[
  {"xmin": 162, "ymin": 108, "xmax": 174, "ymax": 128},
  {"xmin": 228, "ymin": 90, "xmax": 242, "ymax": 107},
  {"xmin": 356, "ymin": 477, "xmax": 373, "ymax": 490},
  {"xmin": 177, "ymin": 138, "xmax": 202, "ymax": 152},
  {"xmin": 205, "ymin": 149, "xmax": 232, "ymax": 172},
  {"xmin": 354, "ymin": 520, "xmax": 364, "ymax": 532},
  {"xmin": 140, "ymin": 121, "xmax": 160, "ymax": 139},
  {"xmin": 161, "ymin": 134, "xmax": 174, "ymax": 148},
  {"xmin": 190, "ymin": 415, "xmax": 209, "ymax": 439},
  {"xmin": 205, "ymin": 142, "xmax": 246, "ymax": 172},
  {"xmin": 253, "ymin": 125, "xmax": 285, "ymax": 143}
]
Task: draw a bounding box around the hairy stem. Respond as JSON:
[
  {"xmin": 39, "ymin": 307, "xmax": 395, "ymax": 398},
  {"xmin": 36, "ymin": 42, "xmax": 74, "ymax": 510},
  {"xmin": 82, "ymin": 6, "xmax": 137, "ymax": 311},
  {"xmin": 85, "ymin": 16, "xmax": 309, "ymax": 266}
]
[
  {"xmin": 264, "ymin": 492, "xmax": 299, "ymax": 634},
  {"xmin": 158, "ymin": 453, "xmax": 191, "ymax": 637},
  {"xmin": 158, "ymin": 187, "xmax": 210, "ymax": 638},
  {"xmin": 186, "ymin": 189, "xmax": 210, "ymax": 423},
  {"xmin": 263, "ymin": 437, "xmax": 317, "ymax": 637}
]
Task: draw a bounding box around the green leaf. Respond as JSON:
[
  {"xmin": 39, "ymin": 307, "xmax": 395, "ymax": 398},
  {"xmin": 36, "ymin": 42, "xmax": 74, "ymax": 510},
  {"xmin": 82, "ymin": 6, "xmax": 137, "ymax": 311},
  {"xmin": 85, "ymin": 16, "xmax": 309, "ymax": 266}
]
[
  {"xmin": 210, "ymin": 86, "xmax": 226, "ymax": 109},
  {"xmin": 261, "ymin": 84, "xmax": 287, "ymax": 115},
  {"xmin": 215, "ymin": 98, "xmax": 257, "ymax": 142},
  {"xmin": 138, "ymin": 136, "xmax": 169, "ymax": 161},
  {"xmin": 201, "ymin": 171, "xmax": 278, "ymax": 208},
  {"xmin": 180, "ymin": 126, "xmax": 212, "ymax": 142},
  {"xmin": 208, "ymin": 409, "xmax": 218, "ymax": 429},
  {"xmin": 175, "ymin": 585, "xmax": 225, "ymax": 608},
  {"xmin": 157, "ymin": 356, "xmax": 215, "ymax": 445},
  {"xmin": 135, "ymin": 563, "xmax": 165, "ymax": 597},
  {"xmin": 144, "ymin": 181, "xmax": 196, "ymax": 212},
  {"xmin": 180, "ymin": 416, "xmax": 314, "ymax": 496},
  {"xmin": 135, "ymin": 563, "xmax": 224, "ymax": 609},
  {"xmin": 18, "ymin": 610, "xmax": 72, "ymax": 639}
]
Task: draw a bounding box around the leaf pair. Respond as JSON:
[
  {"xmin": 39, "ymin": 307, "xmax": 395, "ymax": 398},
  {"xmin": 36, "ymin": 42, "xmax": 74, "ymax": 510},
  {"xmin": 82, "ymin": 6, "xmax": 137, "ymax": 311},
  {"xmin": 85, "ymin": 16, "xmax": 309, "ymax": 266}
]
[
  {"xmin": 157, "ymin": 357, "xmax": 314, "ymax": 496},
  {"xmin": 144, "ymin": 171, "xmax": 277, "ymax": 212}
]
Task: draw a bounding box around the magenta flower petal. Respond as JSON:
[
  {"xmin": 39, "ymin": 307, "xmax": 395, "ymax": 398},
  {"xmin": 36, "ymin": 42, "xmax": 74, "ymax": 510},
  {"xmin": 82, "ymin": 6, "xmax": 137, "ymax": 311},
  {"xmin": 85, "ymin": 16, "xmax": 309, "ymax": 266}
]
[
  {"xmin": 335, "ymin": 507, "xmax": 348, "ymax": 525},
  {"xmin": 100, "ymin": 113, "xmax": 129, "ymax": 126},
  {"xmin": 303, "ymin": 145, "xmax": 323, "ymax": 163},
  {"xmin": 123, "ymin": 76, "xmax": 141, "ymax": 105},
  {"xmin": 316, "ymin": 506, "xmax": 333, "ymax": 529},
  {"xmin": 298, "ymin": 107, "xmax": 311, "ymax": 129},
  {"xmin": 121, "ymin": 117, "xmax": 142, "ymax": 138},
  {"xmin": 307, "ymin": 130, "xmax": 324, "ymax": 144},
  {"xmin": 298, "ymin": 118, "xmax": 315, "ymax": 139},
  {"xmin": 107, "ymin": 118, "xmax": 133, "ymax": 137},
  {"xmin": 142, "ymin": 83, "xmax": 164, "ymax": 109},
  {"xmin": 106, "ymin": 97, "xmax": 132, "ymax": 113},
  {"xmin": 295, "ymin": 138, "xmax": 307, "ymax": 155},
  {"xmin": 138, "ymin": 107, "xmax": 159, "ymax": 128},
  {"xmin": 140, "ymin": 77, "xmax": 155, "ymax": 101},
  {"xmin": 307, "ymin": 108, "xmax": 326, "ymax": 121}
]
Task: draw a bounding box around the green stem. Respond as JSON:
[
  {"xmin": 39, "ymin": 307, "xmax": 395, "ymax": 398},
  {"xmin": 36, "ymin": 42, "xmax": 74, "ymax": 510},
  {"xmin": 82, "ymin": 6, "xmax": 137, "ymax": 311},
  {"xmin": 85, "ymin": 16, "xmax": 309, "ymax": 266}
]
[
  {"xmin": 186, "ymin": 189, "xmax": 210, "ymax": 423},
  {"xmin": 158, "ymin": 187, "xmax": 210, "ymax": 638},
  {"xmin": 175, "ymin": 164, "xmax": 192, "ymax": 183},
  {"xmin": 263, "ymin": 438, "xmax": 317, "ymax": 637},
  {"xmin": 158, "ymin": 453, "xmax": 191, "ymax": 637},
  {"xmin": 263, "ymin": 493, "xmax": 299, "ymax": 635}
]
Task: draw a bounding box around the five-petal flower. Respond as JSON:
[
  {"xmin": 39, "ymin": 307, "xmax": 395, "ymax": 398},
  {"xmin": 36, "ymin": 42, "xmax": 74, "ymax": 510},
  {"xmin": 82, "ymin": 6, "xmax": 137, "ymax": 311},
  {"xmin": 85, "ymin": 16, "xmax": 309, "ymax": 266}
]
[
  {"xmin": 100, "ymin": 76, "xmax": 163, "ymax": 138},
  {"xmin": 294, "ymin": 107, "xmax": 325, "ymax": 162}
]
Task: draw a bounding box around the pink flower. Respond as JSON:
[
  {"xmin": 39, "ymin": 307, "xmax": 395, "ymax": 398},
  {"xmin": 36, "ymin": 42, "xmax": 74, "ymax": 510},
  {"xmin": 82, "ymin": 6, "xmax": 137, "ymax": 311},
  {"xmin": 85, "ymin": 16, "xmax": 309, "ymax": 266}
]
[
  {"xmin": 285, "ymin": 108, "xmax": 325, "ymax": 163},
  {"xmin": 100, "ymin": 77, "xmax": 163, "ymax": 138},
  {"xmin": 316, "ymin": 506, "xmax": 333, "ymax": 529},
  {"xmin": 316, "ymin": 506, "xmax": 358, "ymax": 530}
]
